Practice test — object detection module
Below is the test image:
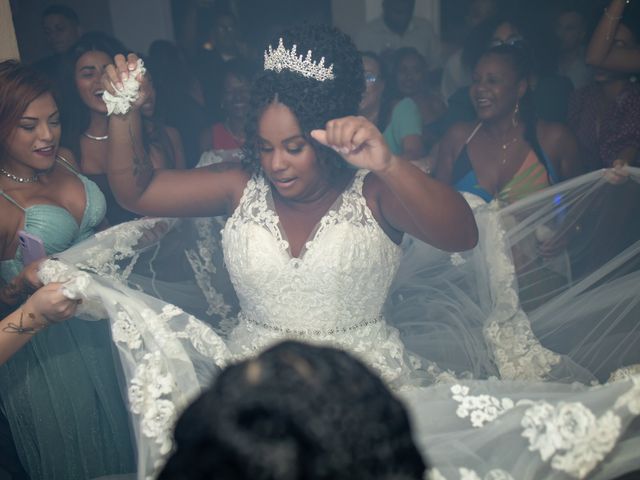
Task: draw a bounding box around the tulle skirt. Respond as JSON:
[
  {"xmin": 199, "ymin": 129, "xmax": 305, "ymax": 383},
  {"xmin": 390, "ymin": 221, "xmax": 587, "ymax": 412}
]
[{"xmin": 37, "ymin": 166, "xmax": 640, "ymax": 479}]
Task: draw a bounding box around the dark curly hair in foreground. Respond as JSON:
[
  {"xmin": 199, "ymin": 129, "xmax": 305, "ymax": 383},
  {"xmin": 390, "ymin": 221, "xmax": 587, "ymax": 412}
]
[
  {"xmin": 243, "ymin": 24, "xmax": 365, "ymax": 176},
  {"xmin": 157, "ymin": 341, "xmax": 427, "ymax": 480}
]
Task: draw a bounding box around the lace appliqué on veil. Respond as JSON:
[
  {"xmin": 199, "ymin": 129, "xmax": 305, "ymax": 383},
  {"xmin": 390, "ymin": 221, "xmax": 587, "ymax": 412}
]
[
  {"xmin": 185, "ymin": 151, "xmax": 240, "ymax": 329},
  {"xmin": 479, "ymin": 200, "xmax": 561, "ymax": 380},
  {"xmin": 184, "ymin": 216, "xmax": 237, "ymax": 329},
  {"xmin": 614, "ymin": 374, "xmax": 640, "ymax": 414},
  {"xmin": 40, "ymin": 254, "xmax": 230, "ymax": 477},
  {"xmin": 129, "ymin": 351, "xmax": 177, "ymax": 458},
  {"xmin": 451, "ymin": 380, "xmax": 629, "ymax": 478},
  {"xmin": 521, "ymin": 402, "xmax": 622, "ymax": 478},
  {"xmin": 78, "ymin": 218, "xmax": 172, "ymax": 282},
  {"xmin": 121, "ymin": 303, "xmax": 229, "ymax": 475},
  {"xmin": 451, "ymin": 384, "xmax": 515, "ymax": 428}
]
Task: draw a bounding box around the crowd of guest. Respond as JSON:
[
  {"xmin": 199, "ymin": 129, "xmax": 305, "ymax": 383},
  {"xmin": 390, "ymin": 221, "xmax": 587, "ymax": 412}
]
[
  {"xmin": 23, "ymin": 0, "xmax": 640, "ymax": 189},
  {"xmin": 1, "ymin": 0, "xmax": 639, "ymax": 478}
]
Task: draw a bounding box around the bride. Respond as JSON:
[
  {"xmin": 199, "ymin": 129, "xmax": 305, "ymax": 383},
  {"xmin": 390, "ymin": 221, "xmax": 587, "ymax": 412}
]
[{"xmin": 40, "ymin": 24, "xmax": 640, "ymax": 480}]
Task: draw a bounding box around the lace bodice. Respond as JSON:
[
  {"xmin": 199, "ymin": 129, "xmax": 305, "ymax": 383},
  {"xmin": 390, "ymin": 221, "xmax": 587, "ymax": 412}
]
[
  {"xmin": 221, "ymin": 170, "xmax": 418, "ymax": 382},
  {"xmin": 222, "ymin": 169, "xmax": 402, "ymax": 332}
]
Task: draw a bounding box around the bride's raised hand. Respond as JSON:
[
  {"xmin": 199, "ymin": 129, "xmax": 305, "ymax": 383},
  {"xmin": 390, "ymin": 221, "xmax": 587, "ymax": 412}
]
[
  {"xmin": 311, "ymin": 116, "xmax": 394, "ymax": 173},
  {"xmin": 102, "ymin": 53, "xmax": 151, "ymax": 112}
]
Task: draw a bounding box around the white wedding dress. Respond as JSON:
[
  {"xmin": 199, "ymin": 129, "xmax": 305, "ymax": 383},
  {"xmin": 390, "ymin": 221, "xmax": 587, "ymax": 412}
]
[
  {"xmin": 222, "ymin": 169, "xmax": 417, "ymax": 385},
  {"xmin": 38, "ymin": 161, "xmax": 640, "ymax": 480}
]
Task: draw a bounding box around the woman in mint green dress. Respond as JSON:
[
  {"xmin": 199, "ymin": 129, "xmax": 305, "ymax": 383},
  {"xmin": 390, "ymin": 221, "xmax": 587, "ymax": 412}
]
[{"xmin": 0, "ymin": 60, "xmax": 135, "ymax": 479}]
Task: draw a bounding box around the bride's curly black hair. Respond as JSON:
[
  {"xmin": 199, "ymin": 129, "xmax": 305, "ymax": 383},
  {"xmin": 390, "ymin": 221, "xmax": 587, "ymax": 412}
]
[
  {"xmin": 157, "ymin": 341, "xmax": 427, "ymax": 480},
  {"xmin": 243, "ymin": 24, "xmax": 365, "ymax": 176}
]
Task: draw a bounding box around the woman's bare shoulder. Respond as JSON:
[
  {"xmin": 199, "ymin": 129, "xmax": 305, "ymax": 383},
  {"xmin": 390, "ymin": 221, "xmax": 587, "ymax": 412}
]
[
  {"xmin": 444, "ymin": 121, "xmax": 478, "ymax": 144},
  {"xmin": 56, "ymin": 147, "xmax": 81, "ymax": 172}
]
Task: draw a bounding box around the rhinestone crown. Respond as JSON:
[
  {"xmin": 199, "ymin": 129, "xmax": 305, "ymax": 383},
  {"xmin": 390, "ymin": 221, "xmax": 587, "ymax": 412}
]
[{"xmin": 264, "ymin": 38, "xmax": 335, "ymax": 82}]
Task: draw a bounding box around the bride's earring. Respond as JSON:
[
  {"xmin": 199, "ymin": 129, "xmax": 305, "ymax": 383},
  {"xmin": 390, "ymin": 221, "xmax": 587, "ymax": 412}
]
[{"xmin": 512, "ymin": 103, "xmax": 520, "ymax": 127}]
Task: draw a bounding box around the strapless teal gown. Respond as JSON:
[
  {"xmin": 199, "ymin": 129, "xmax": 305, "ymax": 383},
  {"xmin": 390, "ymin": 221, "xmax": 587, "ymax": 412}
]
[{"xmin": 0, "ymin": 165, "xmax": 135, "ymax": 479}]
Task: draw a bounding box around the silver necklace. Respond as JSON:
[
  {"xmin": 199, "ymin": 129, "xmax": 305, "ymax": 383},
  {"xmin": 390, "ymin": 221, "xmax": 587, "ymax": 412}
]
[
  {"xmin": 0, "ymin": 167, "xmax": 39, "ymax": 183},
  {"xmin": 83, "ymin": 132, "xmax": 109, "ymax": 141},
  {"xmin": 500, "ymin": 136, "xmax": 519, "ymax": 164}
]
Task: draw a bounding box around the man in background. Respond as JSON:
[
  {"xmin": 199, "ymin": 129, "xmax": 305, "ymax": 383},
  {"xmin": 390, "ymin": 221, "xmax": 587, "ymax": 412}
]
[
  {"xmin": 355, "ymin": 0, "xmax": 442, "ymax": 69},
  {"xmin": 33, "ymin": 4, "xmax": 82, "ymax": 80}
]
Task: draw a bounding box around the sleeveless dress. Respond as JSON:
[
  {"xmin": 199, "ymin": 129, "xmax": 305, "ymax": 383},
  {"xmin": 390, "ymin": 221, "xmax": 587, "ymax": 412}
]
[
  {"xmin": 452, "ymin": 123, "xmax": 559, "ymax": 204},
  {"xmin": 0, "ymin": 159, "xmax": 135, "ymax": 480},
  {"xmin": 221, "ymin": 170, "xmax": 418, "ymax": 386}
]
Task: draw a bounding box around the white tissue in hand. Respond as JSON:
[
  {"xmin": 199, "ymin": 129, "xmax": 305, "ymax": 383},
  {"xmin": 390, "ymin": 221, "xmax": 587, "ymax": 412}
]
[{"xmin": 102, "ymin": 59, "xmax": 146, "ymax": 115}]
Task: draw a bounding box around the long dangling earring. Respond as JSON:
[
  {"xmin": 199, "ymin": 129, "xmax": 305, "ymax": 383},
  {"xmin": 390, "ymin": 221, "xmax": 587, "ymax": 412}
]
[{"xmin": 512, "ymin": 103, "xmax": 520, "ymax": 128}]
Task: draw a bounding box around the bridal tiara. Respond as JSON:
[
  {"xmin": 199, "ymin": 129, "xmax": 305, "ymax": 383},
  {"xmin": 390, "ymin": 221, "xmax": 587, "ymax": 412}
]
[{"xmin": 263, "ymin": 38, "xmax": 335, "ymax": 82}]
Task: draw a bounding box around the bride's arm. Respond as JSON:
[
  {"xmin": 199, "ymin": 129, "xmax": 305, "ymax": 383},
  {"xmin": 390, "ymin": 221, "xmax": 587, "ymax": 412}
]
[
  {"xmin": 104, "ymin": 54, "xmax": 247, "ymax": 218},
  {"xmin": 311, "ymin": 117, "xmax": 478, "ymax": 252}
]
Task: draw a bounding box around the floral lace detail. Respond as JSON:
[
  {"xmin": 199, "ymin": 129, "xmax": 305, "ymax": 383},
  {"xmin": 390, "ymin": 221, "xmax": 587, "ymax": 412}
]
[
  {"xmin": 128, "ymin": 352, "xmax": 177, "ymax": 459},
  {"xmin": 42, "ymin": 252, "xmax": 230, "ymax": 477},
  {"xmin": 38, "ymin": 259, "xmax": 109, "ymax": 319},
  {"xmin": 178, "ymin": 316, "xmax": 230, "ymax": 366},
  {"xmin": 521, "ymin": 401, "xmax": 622, "ymax": 478},
  {"xmin": 614, "ymin": 375, "xmax": 640, "ymax": 414},
  {"xmin": 478, "ymin": 201, "xmax": 561, "ymax": 380},
  {"xmin": 112, "ymin": 309, "xmax": 142, "ymax": 349},
  {"xmin": 113, "ymin": 303, "xmax": 229, "ymax": 477},
  {"xmin": 451, "ymin": 384, "xmax": 515, "ymax": 427},
  {"xmin": 450, "ymin": 252, "xmax": 466, "ymax": 266},
  {"xmin": 77, "ymin": 218, "xmax": 174, "ymax": 282},
  {"xmin": 185, "ymin": 151, "xmax": 240, "ymax": 328},
  {"xmin": 608, "ymin": 364, "xmax": 640, "ymax": 383},
  {"xmin": 184, "ymin": 216, "xmax": 236, "ymax": 327}
]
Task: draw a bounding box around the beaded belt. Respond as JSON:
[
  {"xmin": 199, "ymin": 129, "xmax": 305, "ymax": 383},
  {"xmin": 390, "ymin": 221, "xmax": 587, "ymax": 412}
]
[{"xmin": 239, "ymin": 312, "xmax": 383, "ymax": 337}]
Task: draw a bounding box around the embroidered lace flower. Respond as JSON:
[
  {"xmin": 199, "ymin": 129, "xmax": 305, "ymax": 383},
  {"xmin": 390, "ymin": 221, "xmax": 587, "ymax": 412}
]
[
  {"xmin": 614, "ymin": 375, "xmax": 640, "ymax": 414},
  {"xmin": 128, "ymin": 352, "xmax": 177, "ymax": 458},
  {"xmin": 479, "ymin": 203, "xmax": 561, "ymax": 380},
  {"xmin": 450, "ymin": 252, "xmax": 467, "ymax": 266},
  {"xmin": 521, "ymin": 401, "xmax": 622, "ymax": 478},
  {"xmin": 451, "ymin": 384, "xmax": 515, "ymax": 428}
]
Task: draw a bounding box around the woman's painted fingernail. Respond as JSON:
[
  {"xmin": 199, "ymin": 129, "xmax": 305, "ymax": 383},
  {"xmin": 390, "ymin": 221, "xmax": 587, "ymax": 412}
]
[{"xmin": 117, "ymin": 82, "xmax": 124, "ymax": 90}]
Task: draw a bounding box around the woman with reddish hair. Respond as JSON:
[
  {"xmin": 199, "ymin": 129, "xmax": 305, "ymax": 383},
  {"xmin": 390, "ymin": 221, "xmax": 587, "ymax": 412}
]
[{"xmin": 0, "ymin": 60, "xmax": 135, "ymax": 480}]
